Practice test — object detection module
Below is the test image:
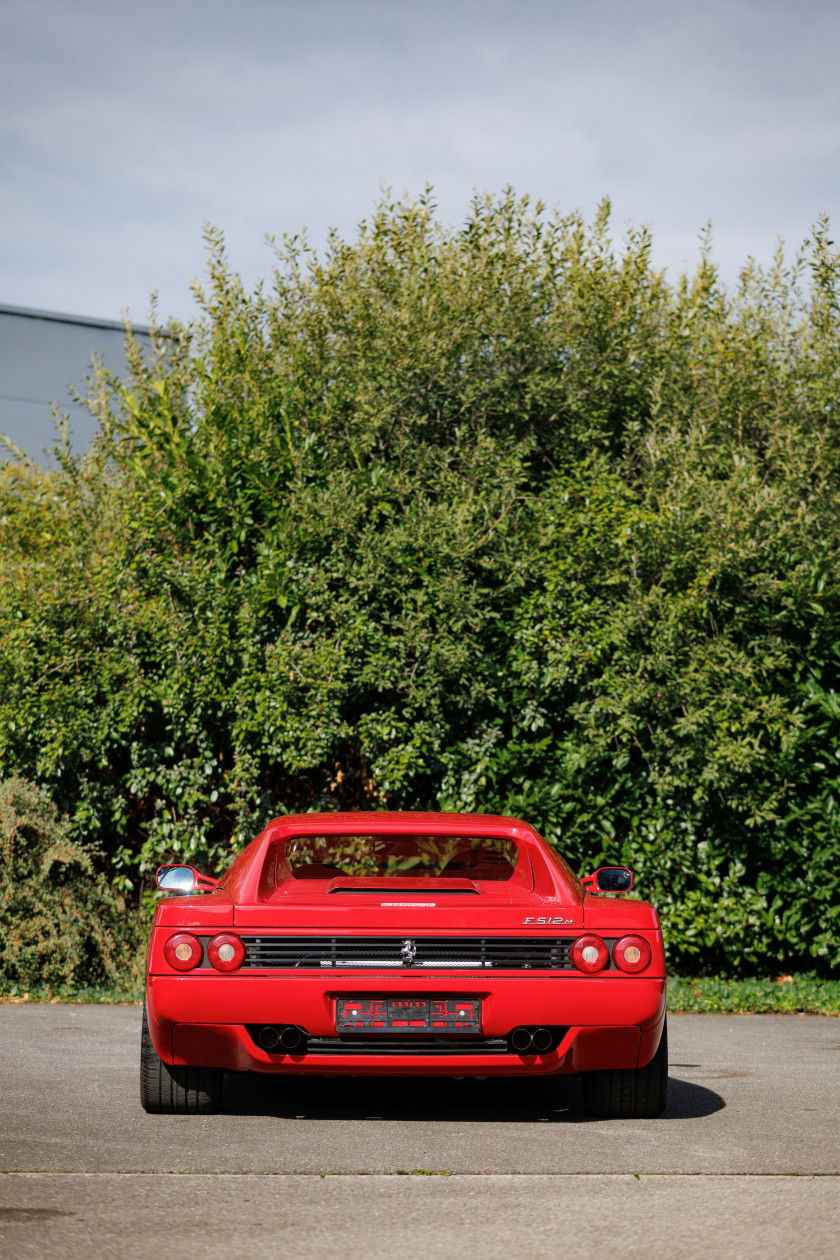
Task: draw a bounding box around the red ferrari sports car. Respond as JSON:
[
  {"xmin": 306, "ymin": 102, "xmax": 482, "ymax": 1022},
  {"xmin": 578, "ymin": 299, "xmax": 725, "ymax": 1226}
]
[{"xmin": 141, "ymin": 811, "xmax": 667, "ymax": 1117}]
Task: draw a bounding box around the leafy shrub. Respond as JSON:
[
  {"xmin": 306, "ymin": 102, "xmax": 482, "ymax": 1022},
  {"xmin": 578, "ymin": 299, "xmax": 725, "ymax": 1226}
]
[
  {"xmin": 1, "ymin": 191, "xmax": 839, "ymax": 975},
  {"xmin": 0, "ymin": 776, "xmax": 139, "ymax": 990}
]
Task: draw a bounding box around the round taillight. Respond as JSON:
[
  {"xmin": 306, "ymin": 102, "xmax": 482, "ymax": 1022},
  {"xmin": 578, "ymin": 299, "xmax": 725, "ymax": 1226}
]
[
  {"xmin": 570, "ymin": 934, "xmax": 609, "ymax": 973},
  {"xmin": 164, "ymin": 932, "xmax": 202, "ymax": 971},
  {"xmin": 207, "ymin": 933, "xmax": 246, "ymax": 972},
  {"xmin": 613, "ymin": 934, "xmax": 651, "ymax": 973}
]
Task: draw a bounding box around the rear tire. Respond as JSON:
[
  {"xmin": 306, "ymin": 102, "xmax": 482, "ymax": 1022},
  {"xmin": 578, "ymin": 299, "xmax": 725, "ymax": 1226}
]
[
  {"xmin": 582, "ymin": 1019, "xmax": 668, "ymax": 1119},
  {"xmin": 140, "ymin": 1003, "xmax": 223, "ymax": 1114}
]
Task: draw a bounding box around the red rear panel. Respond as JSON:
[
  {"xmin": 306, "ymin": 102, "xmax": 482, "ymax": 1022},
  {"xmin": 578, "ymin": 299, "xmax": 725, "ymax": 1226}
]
[{"xmin": 148, "ymin": 811, "xmax": 666, "ymax": 1077}]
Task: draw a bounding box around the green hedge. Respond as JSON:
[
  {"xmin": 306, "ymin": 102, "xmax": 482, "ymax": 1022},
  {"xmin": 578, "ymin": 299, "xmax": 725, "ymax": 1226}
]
[{"xmin": 1, "ymin": 190, "xmax": 840, "ymax": 976}]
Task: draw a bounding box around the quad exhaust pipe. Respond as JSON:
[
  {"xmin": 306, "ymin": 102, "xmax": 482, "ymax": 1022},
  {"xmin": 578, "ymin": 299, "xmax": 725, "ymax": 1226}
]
[
  {"xmin": 510, "ymin": 1026, "xmax": 535, "ymax": 1053},
  {"xmin": 257, "ymin": 1024, "xmax": 306, "ymax": 1052},
  {"xmin": 531, "ymin": 1027, "xmax": 554, "ymax": 1052},
  {"xmin": 509, "ymin": 1026, "xmax": 555, "ymax": 1054}
]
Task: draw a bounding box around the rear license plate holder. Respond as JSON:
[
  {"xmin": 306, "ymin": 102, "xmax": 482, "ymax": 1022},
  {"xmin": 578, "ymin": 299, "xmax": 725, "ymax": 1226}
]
[{"xmin": 336, "ymin": 997, "xmax": 481, "ymax": 1034}]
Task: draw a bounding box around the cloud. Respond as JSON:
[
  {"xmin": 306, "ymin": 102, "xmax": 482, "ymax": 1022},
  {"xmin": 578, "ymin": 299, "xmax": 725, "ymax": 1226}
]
[{"xmin": 1, "ymin": 0, "xmax": 838, "ymax": 319}]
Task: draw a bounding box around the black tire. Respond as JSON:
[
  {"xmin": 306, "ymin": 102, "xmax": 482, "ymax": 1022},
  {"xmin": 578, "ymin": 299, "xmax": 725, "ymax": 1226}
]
[
  {"xmin": 140, "ymin": 1004, "xmax": 223, "ymax": 1114},
  {"xmin": 581, "ymin": 1019, "xmax": 668, "ymax": 1119}
]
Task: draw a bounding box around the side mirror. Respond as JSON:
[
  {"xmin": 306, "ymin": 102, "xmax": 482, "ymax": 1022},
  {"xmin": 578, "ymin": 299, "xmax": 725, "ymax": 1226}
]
[
  {"xmin": 580, "ymin": 866, "xmax": 634, "ymax": 894},
  {"xmin": 155, "ymin": 864, "xmax": 218, "ymax": 893}
]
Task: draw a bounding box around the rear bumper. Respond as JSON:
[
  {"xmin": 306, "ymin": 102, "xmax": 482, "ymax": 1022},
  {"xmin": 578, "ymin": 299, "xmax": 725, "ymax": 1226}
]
[{"xmin": 147, "ymin": 972, "xmax": 666, "ymax": 1076}]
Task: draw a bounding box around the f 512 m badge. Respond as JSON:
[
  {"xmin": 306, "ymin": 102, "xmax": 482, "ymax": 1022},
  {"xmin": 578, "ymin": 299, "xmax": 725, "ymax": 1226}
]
[{"xmin": 523, "ymin": 916, "xmax": 574, "ymax": 925}]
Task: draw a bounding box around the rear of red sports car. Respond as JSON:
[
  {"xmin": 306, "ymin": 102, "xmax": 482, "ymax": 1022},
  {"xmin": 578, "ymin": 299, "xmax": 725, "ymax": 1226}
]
[{"xmin": 142, "ymin": 812, "xmax": 667, "ymax": 1117}]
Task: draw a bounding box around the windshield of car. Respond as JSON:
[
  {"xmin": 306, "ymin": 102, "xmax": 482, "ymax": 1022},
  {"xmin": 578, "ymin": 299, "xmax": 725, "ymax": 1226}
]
[{"xmin": 285, "ymin": 834, "xmax": 518, "ymax": 881}]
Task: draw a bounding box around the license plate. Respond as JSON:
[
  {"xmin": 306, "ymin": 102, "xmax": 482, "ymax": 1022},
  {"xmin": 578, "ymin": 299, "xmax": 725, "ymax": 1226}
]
[{"xmin": 336, "ymin": 997, "xmax": 481, "ymax": 1034}]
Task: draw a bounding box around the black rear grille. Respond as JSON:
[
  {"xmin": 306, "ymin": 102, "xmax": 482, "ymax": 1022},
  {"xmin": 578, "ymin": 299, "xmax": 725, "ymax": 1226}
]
[
  {"xmin": 239, "ymin": 935, "xmax": 577, "ymax": 970},
  {"xmin": 300, "ymin": 1036, "xmax": 512, "ymax": 1056}
]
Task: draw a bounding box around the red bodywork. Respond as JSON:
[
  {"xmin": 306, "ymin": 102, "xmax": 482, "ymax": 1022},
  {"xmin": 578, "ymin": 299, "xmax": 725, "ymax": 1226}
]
[{"xmin": 146, "ymin": 812, "xmax": 666, "ymax": 1077}]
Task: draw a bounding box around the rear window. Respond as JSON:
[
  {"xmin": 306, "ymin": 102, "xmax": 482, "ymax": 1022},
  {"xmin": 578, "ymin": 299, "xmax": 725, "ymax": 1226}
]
[{"xmin": 285, "ymin": 834, "xmax": 518, "ymax": 882}]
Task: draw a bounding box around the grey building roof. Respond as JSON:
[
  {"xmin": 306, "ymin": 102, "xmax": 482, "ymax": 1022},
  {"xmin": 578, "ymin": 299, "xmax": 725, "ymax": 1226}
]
[{"xmin": 0, "ymin": 303, "xmax": 154, "ymax": 464}]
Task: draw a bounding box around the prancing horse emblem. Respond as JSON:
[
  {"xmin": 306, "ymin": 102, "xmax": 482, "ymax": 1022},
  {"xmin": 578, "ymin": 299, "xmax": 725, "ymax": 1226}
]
[{"xmin": 400, "ymin": 938, "xmax": 417, "ymax": 965}]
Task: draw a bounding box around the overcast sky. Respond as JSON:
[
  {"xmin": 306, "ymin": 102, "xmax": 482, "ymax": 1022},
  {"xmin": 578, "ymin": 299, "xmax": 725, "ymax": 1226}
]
[{"xmin": 2, "ymin": 0, "xmax": 838, "ymax": 324}]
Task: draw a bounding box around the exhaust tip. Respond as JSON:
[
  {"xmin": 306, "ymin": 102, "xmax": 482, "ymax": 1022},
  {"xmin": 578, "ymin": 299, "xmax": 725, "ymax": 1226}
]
[
  {"xmin": 531, "ymin": 1027, "xmax": 554, "ymax": 1053},
  {"xmin": 258, "ymin": 1025, "xmax": 281, "ymax": 1051},
  {"xmin": 279, "ymin": 1025, "xmax": 305, "ymax": 1051},
  {"xmin": 510, "ymin": 1027, "xmax": 533, "ymax": 1053}
]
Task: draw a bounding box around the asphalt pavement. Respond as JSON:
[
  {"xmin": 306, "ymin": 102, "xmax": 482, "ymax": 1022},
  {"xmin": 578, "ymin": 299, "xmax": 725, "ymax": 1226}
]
[{"xmin": 1, "ymin": 1005, "xmax": 838, "ymax": 1257}]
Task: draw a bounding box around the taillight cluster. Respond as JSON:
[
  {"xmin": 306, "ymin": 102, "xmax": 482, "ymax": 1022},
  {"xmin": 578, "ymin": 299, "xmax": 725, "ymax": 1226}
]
[
  {"xmin": 163, "ymin": 933, "xmax": 246, "ymax": 972},
  {"xmin": 569, "ymin": 934, "xmax": 651, "ymax": 974},
  {"xmin": 613, "ymin": 935, "xmax": 651, "ymax": 973},
  {"xmin": 570, "ymin": 935, "xmax": 610, "ymax": 973},
  {"xmin": 207, "ymin": 934, "xmax": 246, "ymax": 971},
  {"xmin": 164, "ymin": 933, "xmax": 203, "ymax": 971}
]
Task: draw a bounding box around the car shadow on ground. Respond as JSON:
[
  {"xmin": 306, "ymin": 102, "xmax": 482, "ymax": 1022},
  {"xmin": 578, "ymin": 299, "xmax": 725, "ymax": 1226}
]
[{"xmin": 221, "ymin": 1072, "xmax": 724, "ymax": 1122}]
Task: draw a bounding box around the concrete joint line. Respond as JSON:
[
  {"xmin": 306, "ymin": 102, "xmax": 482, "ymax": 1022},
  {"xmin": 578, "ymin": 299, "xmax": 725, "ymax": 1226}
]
[{"xmin": 3, "ymin": 1170, "xmax": 839, "ymax": 1179}]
